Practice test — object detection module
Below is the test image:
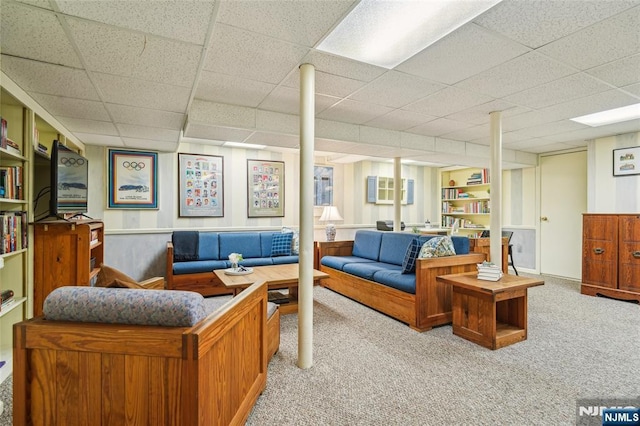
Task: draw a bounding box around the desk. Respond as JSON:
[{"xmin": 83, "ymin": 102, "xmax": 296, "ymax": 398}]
[{"xmin": 437, "ymin": 272, "xmax": 544, "ymax": 349}]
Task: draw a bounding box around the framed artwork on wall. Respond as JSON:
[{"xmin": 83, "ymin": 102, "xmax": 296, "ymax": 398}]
[
  {"xmin": 314, "ymin": 165, "xmax": 334, "ymax": 206},
  {"xmin": 107, "ymin": 149, "xmax": 158, "ymax": 209},
  {"xmin": 178, "ymin": 153, "xmax": 224, "ymax": 217},
  {"xmin": 247, "ymin": 159, "xmax": 284, "ymax": 217},
  {"xmin": 613, "ymin": 146, "xmax": 640, "ymax": 176}
]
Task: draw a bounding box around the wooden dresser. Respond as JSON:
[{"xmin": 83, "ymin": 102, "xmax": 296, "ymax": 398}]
[{"xmin": 582, "ymin": 214, "xmax": 640, "ymax": 303}]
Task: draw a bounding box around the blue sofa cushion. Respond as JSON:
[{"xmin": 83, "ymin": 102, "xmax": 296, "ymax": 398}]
[
  {"xmin": 321, "ymin": 255, "xmax": 376, "ymax": 271},
  {"xmin": 401, "ymin": 238, "xmax": 422, "ymax": 274},
  {"xmin": 271, "ymin": 232, "xmax": 293, "ymax": 256},
  {"xmin": 343, "ymin": 262, "xmax": 401, "ymax": 281},
  {"xmin": 259, "ymin": 232, "xmax": 275, "ymax": 257},
  {"xmin": 271, "ymin": 255, "xmax": 299, "ymax": 265},
  {"xmin": 419, "ymin": 236, "xmax": 457, "ymax": 258},
  {"xmin": 198, "ymin": 232, "xmax": 219, "ymax": 261},
  {"xmin": 372, "ymin": 270, "xmax": 416, "ymax": 294},
  {"xmin": 174, "ymin": 259, "xmax": 228, "ymax": 275},
  {"xmin": 219, "ymin": 232, "xmax": 262, "ymax": 259},
  {"xmin": 352, "ymin": 230, "xmax": 382, "ymax": 261},
  {"xmin": 237, "ymin": 257, "xmax": 274, "ymax": 267},
  {"xmin": 451, "ymin": 236, "xmax": 469, "ymax": 254},
  {"xmin": 379, "ymin": 232, "xmax": 417, "ymax": 265}
]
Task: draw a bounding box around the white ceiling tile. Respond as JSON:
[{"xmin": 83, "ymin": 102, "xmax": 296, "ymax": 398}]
[
  {"xmin": 316, "ymin": 119, "xmax": 360, "ymax": 143},
  {"xmin": 122, "ymin": 137, "xmax": 178, "ymax": 152},
  {"xmin": 56, "ymin": 116, "xmax": 119, "ymax": 135},
  {"xmin": 511, "ymin": 120, "xmax": 588, "ymax": 138},
  {"xmin": 441, "ymin": 124, "xmax": 490, "ymax": 142},
  {"xmin": 506, "ymin": 140, "xmax": 579, "ymax": 153},
  {"xmin": 0, "ymin": 55, "xmax": 100, "ymax": 100},
  {"xmin": 400, "ymin": 133, "xmax": 436, "ymax": 151},
  {"xmin": 404, "ymin": 87, "xmax": 493, "ymax": 117},
  {"xmin": 189, "ymin": 100, "xmax": 256, "ymax": 128},
  {"xmin": 503, "ymin": 109, "xmax": 559, "ymax": 132},
  {"xmin": 256, "ymin": 110, "xmax": 298, "ymax": 135},
  {"xmin": 217, "ymin": 0, "xmax": 355, "ymax": 47},
  {"xmin": 541, "ymin": 89, "xmax": 640, "ymax": 120},
  {"xmin": 259, "ymin": 86, "xmax": 339, "ymax": 116},
  {"xmin": 475, "ymin": 0, "xmax": 639, "ymax": 48},
  {"xmin": 544, "ymin": 119, "xmax": 640, "ymax": 142},
  {"xmin": 587, "ymin": 54, "xmax": 640, "ymax": 87},
  {"xmin": 397, "ymin": 23, "xmax": 530, "ymax": 85},
  {"xmin": 455, "ymin": 52, "xmax": 576, "ymax": 97},
  {"xmin": 538, "ymin": 6, "xmax": 640, "ymax": 70},
  {"xmin": 196, "ymin": 71, "xmax": 275, "ymax": 108},
  {"xmin": 56, "ymin": 0, "xmax": 215, "ymax": 45},
  {"xmin": 73, "ymin": 132, "xmax": 124, "ymax": 147},
  {"xmin": 359, "ymin": 126, "xmax": 401, "ymax": 147},
  {"xmin": 408, "ymin": 118, "xmax": 474, "ymax": 137},
  {"xmin": 93, "ymin": 73, "xmax": 190, "ymax": 113},
  {"xmin": 183, "ymin": 123, "xmax": 253, "ymax": 143},
  {"xmin": 282, "ymin": 70, "xmax": 368, "ymax": 98},
  {"xmin": 301, "ymin": 50, "xmax": 386, "ymax": 82},
  {"xmin": 16, "ymin": 0, "xmax": 53, "ymax": 10},
  {"xmin": 364, "ymin": 110, "xmax": 438, "ymax": 131},
  {"xmin": 622, "ymin": 83, "xmax": 640, "ymax": 97},
  {"xmin": 434, "ymin": 138, "xmax": 467, "ymax": 155},
  {"xmin": 245, "ymin": 132, "xmax": 300, "ymax": 148},
  {"xmin": 30, "ymin": 93, "xmax": 110, "ymax": 121},
  {"xmin": 315, "ymin": 138, "xmax": 362, "ymax": 153},
  {"xmin": 67, "ymin": 18, "xmax": 201, "ymax": 88},
  {"xmin": 503, "ymin": 73, "xmax": 612, "ymax": 109},
  {"xmin": 446, "ymin": 100, "xmax": 530, "ymax": 125},
  {"xmin": 116, "ymin": 124, "xmax": 179, "ymax": 142},
  {"xmin": 349, "ymin": 71, "xmax": 444, "ymax": 108},
  {"xmin": 0, "ymin": 2, "xmax": 82, "ymax": 67},
  {"xmin": 106, "ymin": 104, "xmax": 185, "ymax": 130},
  {"xmin": 204, "ymin": 24, "xmax": 308, "ymax": 85},
  {"xmin": 317, "ymin": 99, "xmax": 393, "ymax": 124},
  {"xmin": 470, "ymin": 130, "xmax": 531, "ymax": 146}
]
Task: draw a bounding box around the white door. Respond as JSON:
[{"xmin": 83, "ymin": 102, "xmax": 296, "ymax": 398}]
[{"xmin": 540, "ymin": 151, "xmax": 587, "ymax": 279}]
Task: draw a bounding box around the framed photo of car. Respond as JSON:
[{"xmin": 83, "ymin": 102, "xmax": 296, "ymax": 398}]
[
  {"xmin": 178, "ymin": 153, "xmax": 224, "ymax": 217},
  {"xmin": 107, "ymin": 149, "xmax": 158, "ymax": 209},
  {"xmin": 613, "ymin": 146, "xmax": 640, "ymax": 177}
]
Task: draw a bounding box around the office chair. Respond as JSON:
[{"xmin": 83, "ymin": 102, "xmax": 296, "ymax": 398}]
[{"xmin": 479, "ymin": 230, "xmax": 518, "ymax": 275}]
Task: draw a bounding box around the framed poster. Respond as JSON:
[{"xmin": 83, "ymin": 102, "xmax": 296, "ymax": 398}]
[
  {"xmin": 247, "ymin": 159, "xmax": 284, "ymax": 217},
  {"xmin": 108, "ymin": 149, "xmax": 158, "ymax": 209},
  {"xmin": 178, "ymin": 153, "xmax": 223, "ymax": 217},
  {"xmin": 314, "ymin": 165, "xmax": 334, "ymax": 206},
  {"xmin": 613, "ymin": 146, "xmax": 640, "ymax": 176}
]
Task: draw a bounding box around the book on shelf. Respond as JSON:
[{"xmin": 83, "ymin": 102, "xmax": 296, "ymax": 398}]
[
  {"xmin": 5, "ymin": 138, "xmax": 21, "ymax": 156},
  {"xmin": 0, "ymin": 117, "xmax": 6, "ymax": 149},
  {"xmin": 0, "ymin": 211, "xmax": 28, "ymax": 254},
  {"xmin": 1, "ymin": 289, "xmax": 15, "ymax": 312}
]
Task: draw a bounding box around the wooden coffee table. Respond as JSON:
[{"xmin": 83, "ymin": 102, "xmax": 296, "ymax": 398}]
[
  {"xmin": 437, "ymin": 272, "xmax": 544, "ymax": 350},
  {"xmin": 214, "ymin": 264, "xmax": 329, "ymax": 314}
]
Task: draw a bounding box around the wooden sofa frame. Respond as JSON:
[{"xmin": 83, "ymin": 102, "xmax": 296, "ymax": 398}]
[
  {"xmin": 166, "ymin": 241, "xmax": 232, "ymax": 296},
  {"xmin": 318, "ymin": 240, "xmax": 486, "ymax": 331},
  {"xmin": 13, "ymin": 281, "xmax": 271, "ymax": 426}
]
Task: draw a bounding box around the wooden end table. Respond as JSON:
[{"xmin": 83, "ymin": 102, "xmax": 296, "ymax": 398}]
[
  {"xmin": 214, "ymin": 264, "xmax": 329, "ymax": 315},
  {"xmin": 436, "ymin": 272, "xmax": 544, "ymax": 350}
]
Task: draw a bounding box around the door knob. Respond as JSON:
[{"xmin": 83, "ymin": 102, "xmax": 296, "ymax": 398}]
[{"xmin": 541, "ymin": 216, "xmax": 548, "ymax": 221}]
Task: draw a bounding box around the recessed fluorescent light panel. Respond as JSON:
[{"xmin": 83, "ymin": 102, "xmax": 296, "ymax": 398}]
[
  {"xmin": 223, "ymin": 141, "xmax": 266, "ymax": 149},
  {"xmin": 570, "ymin": 103, "xmax": 640, "ymax": 127},
  {"xmin": 317, "ymin": 0, "xmax": 502, "ymax": 68}
]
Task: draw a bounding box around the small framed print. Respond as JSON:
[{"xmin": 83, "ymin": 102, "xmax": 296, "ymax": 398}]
[
  {"xmin": 613, "ymin": 146, "xmax": 640, "ymax": 176},
  {"xmin": 107, "ymin": 149, "xmax": 158, "ymax": 209},
  {"xmin": 179, "ymin": 153, "xmax": 224, "ymax": 217},
  {"xmin": 314, "ymin": 165, "xmax": 334, "ymax": 206},
  {"xmin": 247, "ymin": 159, "xmax": 284, "ymax": 217}
]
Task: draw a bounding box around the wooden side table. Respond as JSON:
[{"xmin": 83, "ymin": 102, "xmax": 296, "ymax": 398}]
[{"xmin": 437, "ymin": 272, "xmax": 544, "ymax": 349}]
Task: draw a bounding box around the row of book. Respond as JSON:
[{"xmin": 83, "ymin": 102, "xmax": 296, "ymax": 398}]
[
  {"xmin": 0, "ymin": 165, "xmax": 24, "ymax": 200},
  {"xmin": 477, "ymin": 261, "xmax": 503, "ymax": 281},
  {"xmin": 0, "ymin": 211, "xmax": 28, "ymax": 254},
  {"xmin": 1, "ymin": 289, "xmax": 15, "ymax": 312},
  {"xmin": 467, "ymin": 169, "xmax": 490, "ymax": 185},
  {"xmin": 442, "ymin": 200, "xmax": 490, "ymax": 214}
]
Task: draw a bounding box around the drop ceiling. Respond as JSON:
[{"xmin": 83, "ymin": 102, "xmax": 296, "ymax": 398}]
[{"xmin": 1, "ymin": 0, "xmax": 639, "ymax": 169}]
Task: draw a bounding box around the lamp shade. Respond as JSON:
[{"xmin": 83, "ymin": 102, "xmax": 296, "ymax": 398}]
[{"xmin": 319, "ymin": 206, "xmax": 343, "ymax": 222}]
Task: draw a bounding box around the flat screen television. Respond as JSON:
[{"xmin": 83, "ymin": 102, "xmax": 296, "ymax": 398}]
[{"xmin": 49, "ymin": 140, "xmax": 89, "ymax": 217}]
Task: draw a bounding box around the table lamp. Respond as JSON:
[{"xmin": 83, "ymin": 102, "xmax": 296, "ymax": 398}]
[{"xmin": 319, "ymin": 206, "xmax": 343, "ymax": 241}]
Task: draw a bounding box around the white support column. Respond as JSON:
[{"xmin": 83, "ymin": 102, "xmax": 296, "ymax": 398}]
[
  {"xmin": 489, "ymin": 111, "xmax": 502, "ymax": 268},
  {"xmin": 394, "ymin": 157, "xmax": 402, "ymax": 231},
  {"xmin": 298, "ymin": 63, "xmax": 315, "ymax": 369}
]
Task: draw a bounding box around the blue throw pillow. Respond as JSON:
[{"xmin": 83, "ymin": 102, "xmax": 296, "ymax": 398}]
[
  {"xmin": 271, "ymin": 232, "xmax": 293, "ymax": 256},
  {"xmin": 401, "ymin": 238, "xmax": 422, "ymax": 274}
]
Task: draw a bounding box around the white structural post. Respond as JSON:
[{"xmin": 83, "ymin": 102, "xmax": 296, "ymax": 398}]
[
  {"xmin": 489, "ymin": 111, "xmax": 502, "ymax": 268},
  {"xmin": 394, "ymin": 157, "xmax": 402, "ymax": 231},
  {"xmin": 298, "ymin": 63, "xmax": 315, "ymax": 369}
]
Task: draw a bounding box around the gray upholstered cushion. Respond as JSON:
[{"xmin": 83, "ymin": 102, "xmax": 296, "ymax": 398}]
[{"xmin": 43, "ymin": 286, "xmax": 207, "ymax": 327}]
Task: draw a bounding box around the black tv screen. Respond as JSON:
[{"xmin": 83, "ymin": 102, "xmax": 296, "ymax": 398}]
[{"xmin": 50, "ymin": 140, "xmax": 88, "ymax": 215}]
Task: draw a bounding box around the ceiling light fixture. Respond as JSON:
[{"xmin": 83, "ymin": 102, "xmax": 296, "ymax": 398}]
[
  {"xmin": 570, "ymin": 103, "xmax": 640, "ymax": 127},
  {"xmin": 317, "ymin": 0, "xmax": 502, "ymax": 69},
  {"xmin": 223, "ymin": 141, "xmax": 266, "ymax": 149}
]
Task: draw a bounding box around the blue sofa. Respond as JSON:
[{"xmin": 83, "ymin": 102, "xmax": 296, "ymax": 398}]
[
  {"xmin": 318, "ymin": 230, "xmax": 486, "ymax": 331},
  {"xmin": 167, "ymin": 230, "xmax": 298, "ymax": 296}
]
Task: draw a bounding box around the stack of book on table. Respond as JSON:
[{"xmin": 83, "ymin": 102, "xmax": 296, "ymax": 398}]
[{"xmin": 477, "ymin": 261, "xmax": 503, "ymax": 281}]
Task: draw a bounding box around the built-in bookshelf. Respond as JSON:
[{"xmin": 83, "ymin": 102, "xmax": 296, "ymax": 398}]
[{"xmin": 440, "ymin": 167, "xmax": 490, "ymax": 237}]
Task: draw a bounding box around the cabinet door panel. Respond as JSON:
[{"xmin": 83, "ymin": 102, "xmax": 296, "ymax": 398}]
[
  {"xmin": 582, "ymin": 260, "xmax": 617, "ymax": 288},
  {"xmin": 583, "ymin": 215, "xmax": 617, "ymax": 241},
  {"xmin": 618, "ymin": 263, "xmax": 640, "ymax": 291},
  {"xmin": 583, "ymin": 240, "xmax": 617, "ymax": 262}
]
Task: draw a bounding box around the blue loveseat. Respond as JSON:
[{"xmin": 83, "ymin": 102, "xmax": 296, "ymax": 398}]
[
  {"xmin": 167, "ymin": 230, "xmax": 298, "ymax": 296},
  {"xmin": 318, "ymin": 230, "xmax": 486, "ymax": 331}
]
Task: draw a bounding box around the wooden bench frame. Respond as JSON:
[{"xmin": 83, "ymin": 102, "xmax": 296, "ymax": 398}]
[
  {"xmin": 318, "ymin": 241, "xmax": 486, "ymax": 331},
  {"xmin": 13, "ymin": 281, "xmax": 271, "ymax": 426}
]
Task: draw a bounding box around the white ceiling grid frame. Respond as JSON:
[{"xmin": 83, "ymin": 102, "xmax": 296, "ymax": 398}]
[
  {"xmin": 195, "ymin": 71, "xmax": 277, "ymax": 108},
  {"xmin": 105, "ymin": 104, "xmax": 185, "ymax": 130}
]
